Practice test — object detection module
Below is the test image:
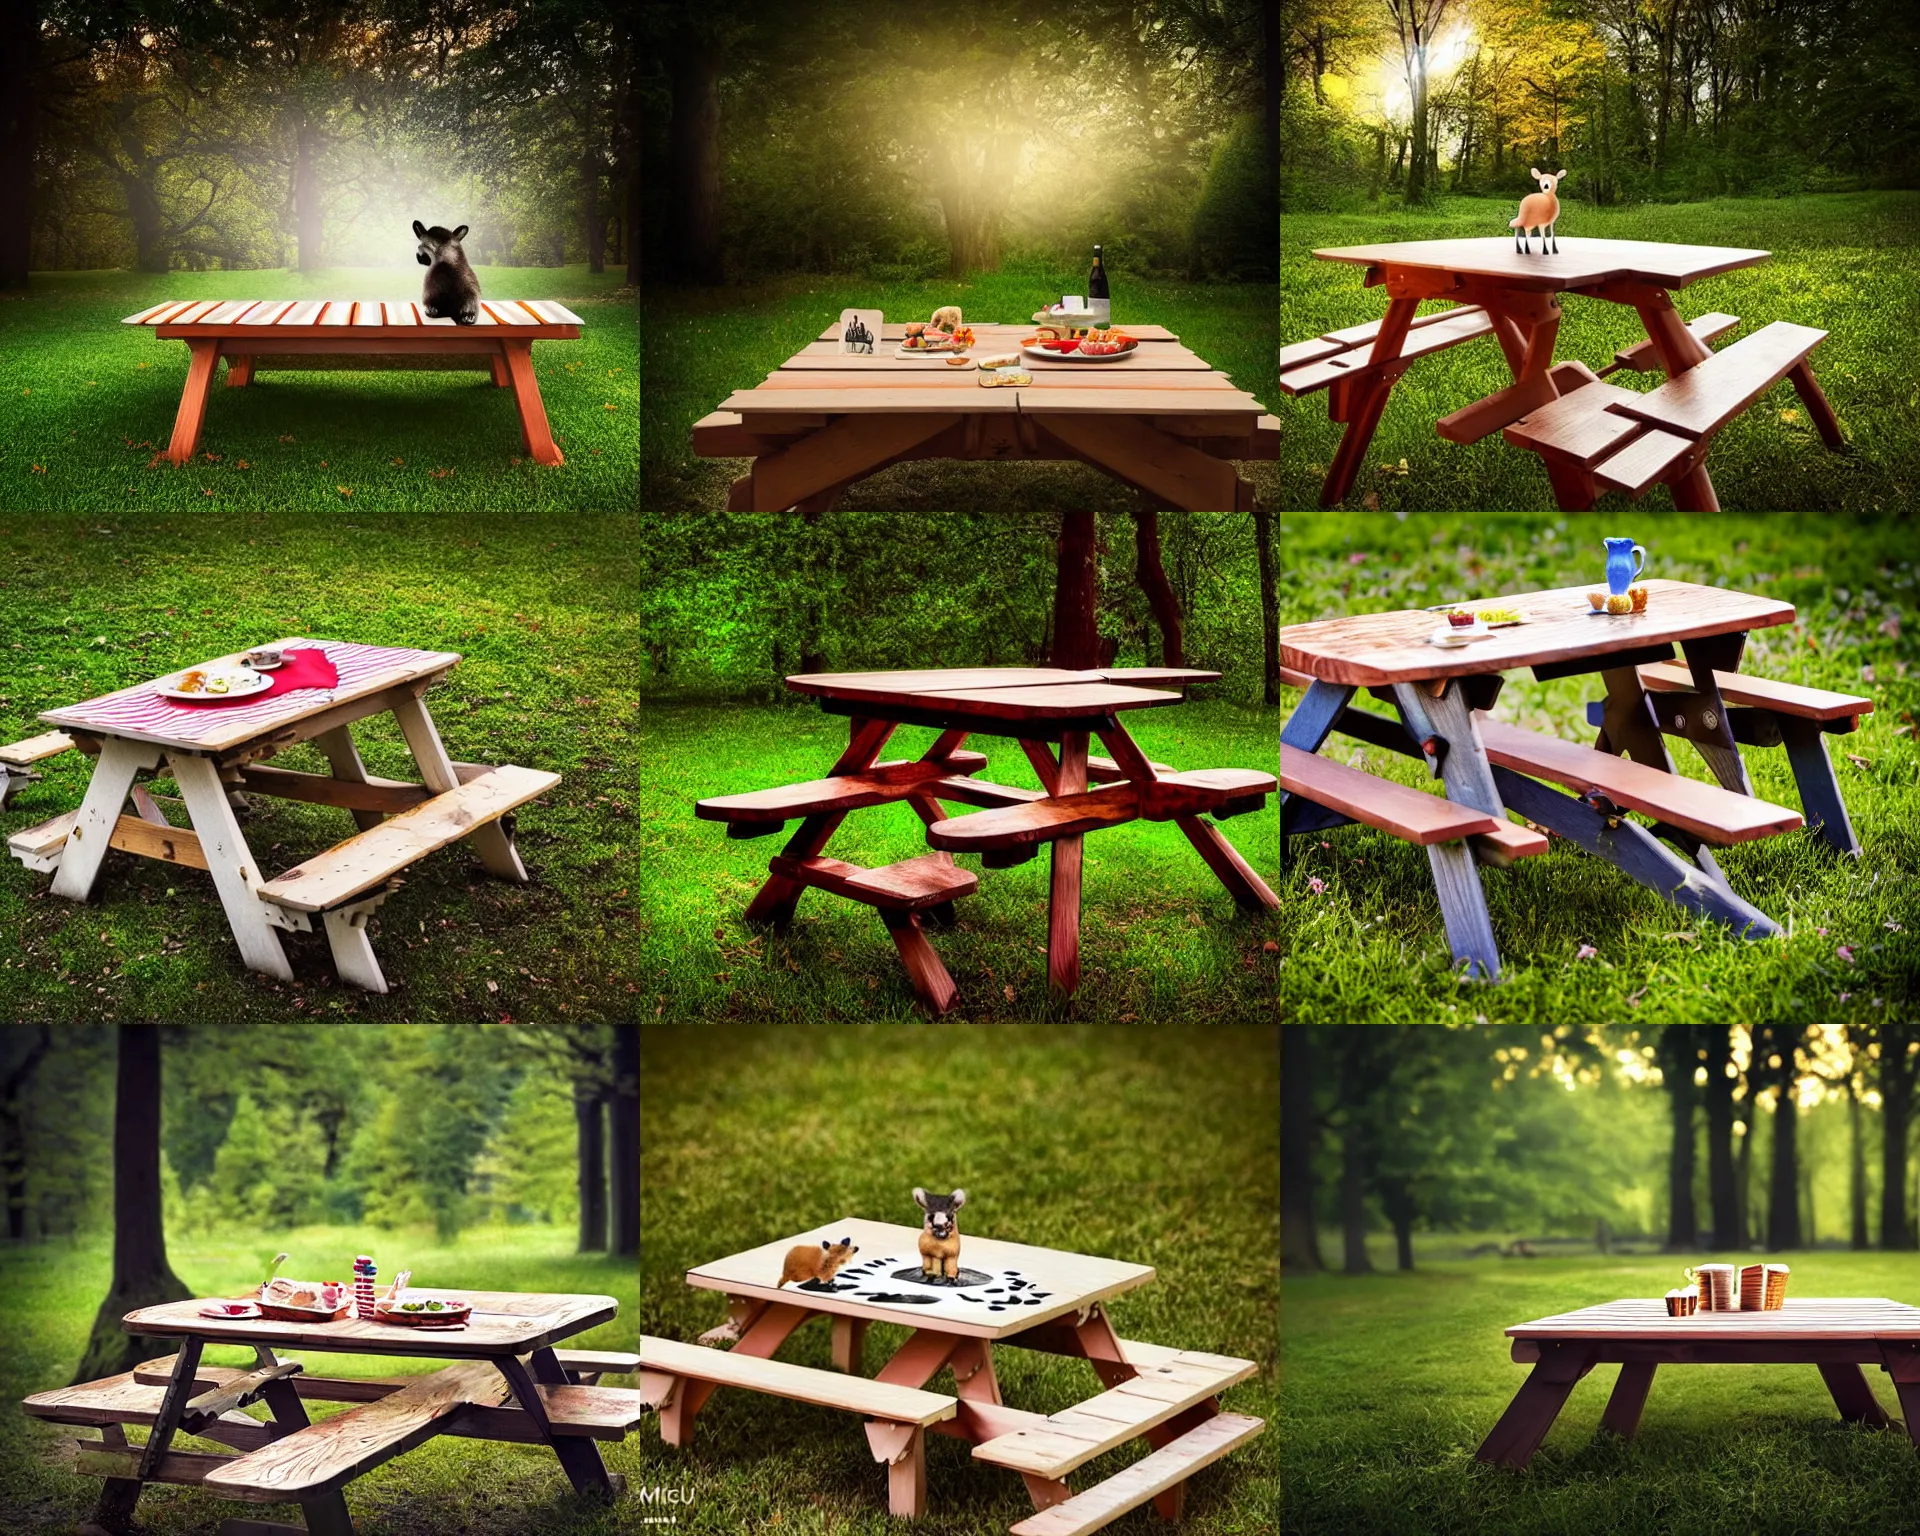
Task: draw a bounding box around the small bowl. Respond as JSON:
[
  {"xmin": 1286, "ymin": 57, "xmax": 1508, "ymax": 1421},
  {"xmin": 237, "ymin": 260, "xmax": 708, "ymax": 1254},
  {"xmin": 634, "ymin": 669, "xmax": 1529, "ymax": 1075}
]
[{"xmin": 241, "ymin": 649, "xmax": 285, "ymax": 671}]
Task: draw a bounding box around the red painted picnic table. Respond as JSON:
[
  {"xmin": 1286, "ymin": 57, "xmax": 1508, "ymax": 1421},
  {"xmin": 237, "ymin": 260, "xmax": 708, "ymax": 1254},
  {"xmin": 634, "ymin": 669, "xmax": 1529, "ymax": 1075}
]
[{"xmin": 1285, "ymin": 237, "xmax": 1840, "ymax": 508}]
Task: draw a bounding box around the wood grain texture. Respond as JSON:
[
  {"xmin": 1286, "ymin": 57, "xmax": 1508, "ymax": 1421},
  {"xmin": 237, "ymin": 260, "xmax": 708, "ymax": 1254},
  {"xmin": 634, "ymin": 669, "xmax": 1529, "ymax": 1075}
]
[
  {"xmin": 639, "ymin": 1335, "xmax": 956, "ymax": 1425},
  {"xmin": 1502, "ymin": 382, "xmax": 1647, "ymax": 465},
  {"xmin": 1612, "ymin": 312, "xmax": 1740, "ymax": 372},
  {"xmin": 1636, "ymin": 663, "xmax": 1873, "ymax": 720},
  {"xmin": 0, "ymin": 729, "xmax": 77, "ymax": 766},
  {"xmin": 1280, "ymin": 746, "xmax": 1497, "ymax": 844},
  {"xmin": 122, "ymin": 1291, "xmax": 618, "ymax": 1356},
  {"xmin": 770, "ymin": 851, "xmax": 977, "ymax": 910},
  {"xmin": 1005, "ymin": 1413, "xmax": 1265, "ymax": 1536},
  {"xmin": 1313, "ymin": 236, "xmax": 1770, "ymax": 291},
  {"xmin": 1610, "ymin": 321, "xmax": 1827, "ymax": 438},
  {"xmin": 1477, "ymin": 718, "xmax": 1800, "ymax": 844},
  {"xmin": 697, "ymin": 761, "xmax": 958, "ymax": 821},
  {"xmin": 1507, "ymin": 1297, "xmax": 1920, "ymax": 1340},
  {"xmin": 1279, "ymin": 580, "xmax": 1795, "ymax": 686},
  {"xmin": 927, "ymin": 786, "xmax": 1141, "ymax": 852}
]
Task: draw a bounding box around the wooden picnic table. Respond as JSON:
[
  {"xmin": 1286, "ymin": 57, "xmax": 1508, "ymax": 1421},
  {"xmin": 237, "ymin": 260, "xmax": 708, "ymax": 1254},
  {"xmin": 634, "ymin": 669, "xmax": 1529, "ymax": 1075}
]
[
  {"xmin": 24, "ymin": 1289, "xmax": 635, "ymax": 1535},
  {"xmin": 690, "ymin": 321, "xmax": 1277, "ymax": 512},
  {"xmin": 122, "ymin": 297, "xmax": 585, "ymax": 465},
  {"xmin": 7, "ymin": 638, "xmax": 558, "ymax": 992},
  {"xmin": 1480, "ymin": 1297, "xmax": 1920, "ymax": 1469},
  {"xmin": 649, "ymin": 1217, "xmax": 1264, "ymax": 1528},
  {"xmin": 1279, "ymin": 578, "xmax": 1843, "ymax": 976},
  {"xmin": 1289, "ymin": 237, "xmax": 1841, "ymax": 509},
  {"xmin": 698, "ymin": 666, "xmax": 1277, "ymax": 1009}
]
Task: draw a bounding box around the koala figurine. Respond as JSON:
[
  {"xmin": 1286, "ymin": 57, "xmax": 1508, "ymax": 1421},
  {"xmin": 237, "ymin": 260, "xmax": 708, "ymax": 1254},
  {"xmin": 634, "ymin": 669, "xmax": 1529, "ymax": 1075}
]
[
  {"xmin": 778, "ymin": 1236, "xmax": 859, "ymax": 1288},
  {"xmin": 913, "ymin": 1187, "xmax": 966, "ymax": 1282},
  {"xmin": 414, "ymin": 219, "xmax": 481, "ymax": 325}
]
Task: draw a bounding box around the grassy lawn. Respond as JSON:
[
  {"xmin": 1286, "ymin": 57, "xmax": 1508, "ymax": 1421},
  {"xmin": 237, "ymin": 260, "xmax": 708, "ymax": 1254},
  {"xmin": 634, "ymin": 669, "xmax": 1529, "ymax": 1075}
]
[
  {"xmin": 1277, "ymin": 192, "xmax": 1920, "ymax": 510},
  {"xmin": 1, "ymin": 268, "xmax": 636, "ymax": 514},
  {"xmin": 1283, "ymin": 1248, "xmax": 1920, "ymax": 1536},
  {"xmin": 637, "ymin": 701, "xmax": 1279, "ymax": 1022},
  {"xmin": 1278, "ymin": 513, "xmax": 1919, "ymax": 1023},
  {"xmin": 640, "ymin": 1024, "xmax": 1277, "ymax": 1535},
  {"xmin": 0, "ymin": 1224, "xmax": 638, "ymax": 1536},
  {"xmin": 0, "ymin": 510, "xmax": 639, "ymax": 1022},
  {"xmin": 642, "ymin": 271, "xmax": 1277, "ymax": 512}
]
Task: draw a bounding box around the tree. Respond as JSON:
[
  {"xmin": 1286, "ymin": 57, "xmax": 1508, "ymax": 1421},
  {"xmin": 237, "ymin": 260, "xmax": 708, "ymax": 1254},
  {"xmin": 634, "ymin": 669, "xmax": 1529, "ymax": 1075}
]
[
  {"xmin": 1, "ymin": 1027, "xmax": 53, "ymax": 1239},
  {"xmin": 1281, "ymin": 1025, "xmax": 1325, "ymax": 1272},
  {"xmin": 1385, "ymin": 0, "xmax": 1452, "ymax": 204},
  {"xmin": 1254, "ymin": 508, "xmax": 1280, "ymax": 705},
  {"xmin": 1132, "ymin": 509, "xmax": 1186, "ymax": 668},
  {"xmin": 609, "ymin": 1024, "xmax": 638, "ymax": 1257},
  {"xmin": 1762, "ymin": 1025, "xmax": 1802, "ymax": 1251},
  {"xmin": 1874, "ymin": 1024, "xmax": 1918, "ymax": 1250},
  {"xmin": 73, "ymin": 1027, "xmax": 190, "ymax": 1385},
  {"xmin": 1700, "ymin": 1024, "xmax": 1741, "ymax": 1249},
  {"xmin": 0, "ymin": 0, "xmax": 37, "ymax": 287},
  {"xmin": 1660, "ymin": 1025, "xmax": 1700, "ymax": 1250}
]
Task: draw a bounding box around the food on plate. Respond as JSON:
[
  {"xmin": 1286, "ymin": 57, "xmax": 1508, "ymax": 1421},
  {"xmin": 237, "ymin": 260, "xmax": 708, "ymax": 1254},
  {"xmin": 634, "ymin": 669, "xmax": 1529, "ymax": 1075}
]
[
  {"xmin": 1032, "ymin": 325, "xmax": 1062, "ymax": 341},
  {"xmin": 1629, "ymin": 583, "xmax": 1649, "ymax": 612},
  {"xmin": 903, "ymin": 321, "xmax": 928, "ymax": 338},
  {"xmin": 977, "ymin": 353, "xmax": 1021, "ymax": 370},
  {"xmin": 1587, "ymin": 591, "xmax": 1608, "ymax": 610},
  {"xmin": 177, "ymin": 669, "xmax": 207, "ymax": 693},
  {"xmin": 1606, "ymin": 593, "xmax": 1633, "ymax": 615},
  {"xmin": 207, "ymin": 675, "xmax": 230, "ymax": 694},
  {"xmin": 945, "ymin": 354, "xmax": 974, "ymax": 367},
  {"xmin": 1474, "ymin": 606, "xmax": 1522, "ymax": 624},
  {"xmin": 1446, "ymin": 609, "xmax": 1478, "ymax": 628}
]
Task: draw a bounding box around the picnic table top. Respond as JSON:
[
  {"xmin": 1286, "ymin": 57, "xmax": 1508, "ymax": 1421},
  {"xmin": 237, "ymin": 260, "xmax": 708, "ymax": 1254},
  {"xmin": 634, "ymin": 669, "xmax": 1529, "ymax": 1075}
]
[
  {"xmin": 122, "ymin": 1289, "xmax": 620, "ymax": 1356},
  {"xmin": 714, "ymin": 322, "xmax": 1269, "ymax": 420},
  {"xmin": 40, "ymin": 638, "xmax": 460, "ymax": 753},
  {"xmin": 1279, "ymin": 579, "xmax": 1796, "ymax": 687},
  {"xmin": 1310, "ymin": 236, "xmax": 1772, "ymax": 292},
  {"xmin": 123, "ymin": 298, "xmax": 583, "ymax": 335},
  {"xmin": 685, "ymin": 1216, "xmax": 1156, "ymax": 1341},
  {"xmin": 786, "ymin": 666, "xmax": 1209, "ymax": 719},
  {"xmin": 1508, "ymin": 1297, "xmax": 1920, "ymax": 1341}
]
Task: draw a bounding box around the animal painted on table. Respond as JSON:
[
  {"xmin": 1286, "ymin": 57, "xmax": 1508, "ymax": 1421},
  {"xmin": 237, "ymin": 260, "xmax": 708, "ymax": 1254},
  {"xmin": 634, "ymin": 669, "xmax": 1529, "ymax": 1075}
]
[
  {"xmin": 778, "ymin": 1236, "xmax": 859, "ymax": 1288},
  {"xmin": 414, "ymin": 219, "xmax": 481, "ymax": 325},
  {"xmin": 913, "ymin": 1187, "xmax": 967, "ymax": 1281},
  {"xmin": 1510, "ymin": 169, "xmax": 1567, "ymax": 256}
]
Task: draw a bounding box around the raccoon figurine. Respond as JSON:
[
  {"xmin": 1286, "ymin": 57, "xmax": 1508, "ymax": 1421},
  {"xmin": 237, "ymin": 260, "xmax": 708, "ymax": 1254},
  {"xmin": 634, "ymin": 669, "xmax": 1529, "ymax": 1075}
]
[{"xmin": 414, "ymin": 219, "xmax": 481, "ymax": 325}]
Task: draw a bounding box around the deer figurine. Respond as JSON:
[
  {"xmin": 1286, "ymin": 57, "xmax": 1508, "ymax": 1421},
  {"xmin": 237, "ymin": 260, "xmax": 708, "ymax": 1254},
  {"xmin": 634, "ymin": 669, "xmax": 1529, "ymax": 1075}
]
[{"xmin": 1510, "ymin": 169, "xmax": 1567, "ymax": 255}]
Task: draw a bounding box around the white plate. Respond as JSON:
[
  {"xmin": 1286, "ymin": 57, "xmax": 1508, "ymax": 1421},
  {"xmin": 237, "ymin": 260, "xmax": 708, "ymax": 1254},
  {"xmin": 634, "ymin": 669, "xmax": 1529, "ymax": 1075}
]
[
  {"xmin": 1428, "ymin": 623, "xmax": 1488, "ymax": 647},
  {"xmin": 154, "ymin": 665, "xmax": 272, "ymax": 702},
  {"xmin": 1021, "ymin": 343, "xmax": 1138, "ymax": 364},
  {"xmin": 894, "ymin": 339, "xmax": 961, "ymax": 358}
]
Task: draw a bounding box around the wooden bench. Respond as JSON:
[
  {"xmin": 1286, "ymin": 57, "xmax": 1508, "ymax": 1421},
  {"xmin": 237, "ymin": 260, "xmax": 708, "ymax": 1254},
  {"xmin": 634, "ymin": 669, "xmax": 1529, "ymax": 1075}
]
[
  {"xmin": 1281, "ymin": 304, "xmax": 1495, "ymax": 401},
  {"xmin": 640, "ymin": 1333, "xmax": 957, "ymax": 1519},
  {"xmin": 695, "ymin": 751, "xmax": 990, "ymax": 837},
  {"xmin": 0, "ymin": 730, "xmax": 76, "ymax": 808},
  {"xmin": 255, "ymin": 763, "xmax": 560, "ymax": 994},
  {"xmin": 1006, "ymin": 1414, "xmax": 1266, "ymax": 1536},
  {"xmin": 122, "ymin": 298, "xmax": 586, "ymax": 466},
  {"xmin": 1505, "ymin": 320, "xmax": 1842, "ymax": 510},
  {"xmin": 1583, "ymin": 664, "xmax": 1873, "ymax": 856},
  {"xmin": 1600, "ymin": 312, "xmax": 1740, "ymax": 377},
  {"xmin": 770, "ymin": 851, "xmax": 979, "ymax": 1016}
]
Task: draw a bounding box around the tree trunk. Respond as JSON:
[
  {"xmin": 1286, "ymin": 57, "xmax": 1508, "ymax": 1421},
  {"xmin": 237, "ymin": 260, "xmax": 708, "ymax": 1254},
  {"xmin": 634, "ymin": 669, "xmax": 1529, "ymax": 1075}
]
[
  {"xmin": 73, "ymin": 1027, "xmax": 190, "ymax": 1384},
  {"xmin": 2, "ymin": 1026, "xmax": 52, "ymax": 1240},
  {"xmin": 1664, "ymin": 1027, "xmax": 1699, "ymax": 1250},
  {"xmin": 575, "ymin": 1081, "xmax": 607, "ymax": 1253},
  {"xmin": 0, "ymin": 0, "xmax": 35, "ymax": 288},
  {"xmin": 1131, "ymin": 507, "xmax": 1185, "ymax": 668},
  {"xmin": 608, "ymin": 1025, "xmax": 638, "ymax": 1258},
  {"xmin": 1849, "ymin": 1075, "xmax": 1869, "ymax": 1250},
  {"xmin": 1253, "ymin": 506, "xmax": 1279, "ymax": 705},
  {"xmin": 1766, "ymin": 1028, "xmax": 1800, "ymax": 1251},
  {"xmin": 1702, "ymin": 1026, "xmax": 1740, "ymax": 1249},
  {"xmin": 667, "ymin": 39, "xmax": 724, "ymax": 285},
  {"xmin": 1340, "ymin": 1121, "xmax": 1371, "ymax": 1274},
  {"xmin": 582, "ymin": 147, "xmax": 605, "ymax": 275},
  {"xmin": 1265, "ymin": 0, "xmax": 1283, "ymax": 173},
  {"xmin": 1735, "ymin": 1102, "xmax": 1753, "ymax": 1247},
  {"xmin": 1379, "ymin": 1181, "xmax": 1415, "ymax": 1270},
  {"xmin": 122, "ymin": 170, "xmax": 170, "ymax": 274},
  {"xmin": 1882, "ymin": 1025, "xmax": 1917, "ymax": 1250},
  {"xmin": 294, "ymin": 116, "xmax": 322, "ymax": 272},
  {"xmin": 1281, "ymin": 1026, "xmax": 1324, "ymax": 1272},
  {"xmin": 1050, "ymin": 512, "xmax": 1099, "ymax": 670},
  {"xmin": 1406, "ymin": 38, "xmax": 1430, "ymax": 204}
]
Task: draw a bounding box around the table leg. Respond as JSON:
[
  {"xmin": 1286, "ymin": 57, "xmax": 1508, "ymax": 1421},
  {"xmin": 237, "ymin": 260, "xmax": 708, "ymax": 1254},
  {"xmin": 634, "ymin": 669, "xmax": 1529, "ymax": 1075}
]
[
  {"xmin": 48, "ymin": 737, "xmax": 160, "ymax": 901},
  {"xmin": 501, "ymin": 340, "xmax": 563, "ymax": 465},
  {"xmin": 1819, "ymin": 1362, "xmax": 1892, "ymax": 1427},
  {"xmin": 1599, "ymin": 1361, "xmax": 1657, "ymax": 1439},
  {"xmin": 1779, "ymin": 717, "xmax": 1861, "ymax": 857},
  {"xmin": 1320, "ymin": 296, "xmax": 1419, "ymax": 506},
  {"xmin": 166, "ymin": 339, "xmax": 221, "ymax": 464},
  {"xmin": 1632, "ymin": 292, "xmax": 1719, "ymax": 511},
  {"xmin": 666, "ymin": 1300, "xmax": 813, "ymax": 1444},
  {"xmin": 390, "ymin": 693, "xmax": 526, "ymax": 881},
  {"xmin": 1786, "ymin": 360, "xmax": 1845, "ymax": 448},
  {"xmin": 1476, "ymin": 1342, "xmax": 1595, "ymax": 1469},
  {"xmin": 873, "ymin": 1328, "xmax": 964, "ymax": 1390},
  {"xmin": 1435, "ymin": 292, "xmax": 1562, "ymax": 446},
  {"xmin": 1174, "ymin": 816, "xmax": 1278, "ymax": 912},
  {"xmin": 170, "ymin": 754, "xmax": 294, "ymax": 980},
  {"xmin": 1676, "ymin": 634, "xmax": 1753, "ymax": 795},
  {"xmin": 831, "ymin": 1314, "xmax": 869, "ymax": 1374},
  {"xmin": 489, "ymin": 351, "xmax": 511, "ymax": 388},
  {"xmin": 1047, "ymin": 730, "xmax": 1089, "ymax": 995},
  {"xmin": 743, "ymin": 716, "xmax": 896, "ymax": 926},
  {"xmin": 313, "ymin": 723, "xmax": 383, "ymax": 832},
  {"xmin": 93, "ymin": 1336, "xmax": 203, "ymax": 1533},
  {"xmin": 1878, "ymin": 1342, "xmax": 1920, "ymax": 1446},
  {"xmin": 500, "ymin": 1348, "xmax": 614, "ymax": 1499},
  {"xmin": 225, "ymin": 354, "xmax": 254, "ymax": 388},
  {"xmin": 1598, "ymin": 666, "xmax": 1678, "ymax": 774}
]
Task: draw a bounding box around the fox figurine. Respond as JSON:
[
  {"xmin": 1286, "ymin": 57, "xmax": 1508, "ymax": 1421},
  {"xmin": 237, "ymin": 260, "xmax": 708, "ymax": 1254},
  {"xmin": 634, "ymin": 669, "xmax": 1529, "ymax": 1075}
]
[{"xmin": 778, "ymin": 1236, "xmax": 859, "ymax": 1288}]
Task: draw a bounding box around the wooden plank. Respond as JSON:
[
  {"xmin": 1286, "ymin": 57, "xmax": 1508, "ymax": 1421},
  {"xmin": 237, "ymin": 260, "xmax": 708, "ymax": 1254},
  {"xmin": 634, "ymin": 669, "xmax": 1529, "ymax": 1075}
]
[
  {"xmin": 1477, "ymin": 718, "xmax": 1801, "ymax": 844},
  {"xmin": 1611, "ymin": 321, "xmax": 1828, "ymax": 439},
  {"xmin": 1017, "ymin": 384, "xmax": 1265, "ymax": 416},
  {"xmin": 523, "ymin": 299, "xmax": 586, "ymax": 325},
  {"xmin": 194, "ymin": 300, "xmax": 260, "ymax": 325},
  {"xmin": 1031, "ymin": 414, "xmax": 1241, "ymax": 511},
  {"xmin": 770, "ymin": 851, "xmax": 977, "ymax": 911},
  {"xmin": 1279, "ymin": 579, "xmax": 1796, "ymax": 687},
  {"xmin": 238, "ymin": 301, "xmax": 297, "ymax": 326},
  {"xmin": 1613, "ymin": 312, "xmax": 1739, "ymax": 372},
  {"xmin": 0, "ymin": 730, "xmax": 75, "ymax": 766},
  {"xmin": 125, "ymin": 1290, "xmax": 617, "ymax": 1356},
  {"xmin": 746, "ymin": 411, "xmax": 963, "ymax": 509},
  {"xmin": 1637, "ymin": 663, "xmax": 1873, "ymax": 721},
  {"xmin": 1281, "ymin": 744, "xmax": 1497, "ymax": 844},
  {"xmin": 124, "ymin": 300, "xmax": 186, "ymax": 324},
  {"xmin": 696, "ymin": 761, "xmax": 952, "ymax": 821},
  {"xmin": 1507, "ymin": 1297, "xmax": 1920, "ymax": 1339},
  {"xmin": 236, "ymin": 762, "xmax": 487, "ymax": 814},
  {"xmin": 886, "ymin": 683, "xmax": 1177, "ymax": 720},
  {"xmin": 73, "ymin": 1443, "xmax": 242, "ymax": 1488},
  {"xmin": 1470, "ymin": 819, "xmax": 1550, "ymax": 864},
  {"xmin": 814, "ymin": 320, "xmax": 1179, "ymax": 342},
  {"xmin": 788, "ymin": 667, "xmax": 1105, "ymax": 699},
  {"xmin": 202, "ymin": 1362, "xmax": 506, "ymax": 1500},
  {"xmin": 276, "ymin": 300, "xmax": 325, "ymax": 326},
  {"xmin": 167, "ymin": 300, "xmax": 226, "ymax": 325},
  {"xmin": 257, "ymin": 763, "xmax": 557, "ymax": 913},
  {"xmin": 1007, "ymin": 1413, "xmax": 1265, "ymax": 1536},
  {"xmin": 1313, "ymin": 236, "xmax": 1770, "ymax": 290},
  {"xmin": 639, "ymin": 1335, "xmax": 957, "ymax": 1425},
  {"xmin": 723, "ymin": 387, "xmax": 1010, "ymax": 416},
  {"xmin": 1503, "ymin": 382, "xmax": 1648, "ymax": 467},
  {"xmin": 1593, "ymin": 428, "xmax": 1698, "ymax": 496},
  {"xmin": 928, "ymin": 786, "xmax": 1140, "ymax": 853},
  {"xmin": 317, "ymin": 300, "xmax": 356, "ymax": 326},
  {"xmin": 382, "ymin": 301, "xmax": 418, "ymax": 326},
  {"xmin": 481, "ymin": 300, "xmax": 535, "ymax": 324}
]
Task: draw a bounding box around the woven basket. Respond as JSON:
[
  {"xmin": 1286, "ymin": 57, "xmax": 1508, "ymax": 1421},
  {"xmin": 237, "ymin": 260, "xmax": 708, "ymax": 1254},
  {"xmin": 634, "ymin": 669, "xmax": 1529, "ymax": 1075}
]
[{"xmin": 1764, "ymin": 1264, "xmax": 1790, "ymax": 1310}]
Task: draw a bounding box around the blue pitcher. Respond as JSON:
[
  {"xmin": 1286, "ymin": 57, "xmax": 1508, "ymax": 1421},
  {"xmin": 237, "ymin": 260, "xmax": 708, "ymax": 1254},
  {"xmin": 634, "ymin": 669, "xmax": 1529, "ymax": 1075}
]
[{"xmin": 1605, "ymin": 538, "xmax": 1647, "ymax": 596}]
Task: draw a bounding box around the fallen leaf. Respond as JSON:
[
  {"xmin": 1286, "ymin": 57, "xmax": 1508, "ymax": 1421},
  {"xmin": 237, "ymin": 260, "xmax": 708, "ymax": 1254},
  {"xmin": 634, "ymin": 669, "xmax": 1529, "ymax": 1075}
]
[
  {"xmin": 1663, "ymin": 932, "xmax": 1697, "ymax": 943},
  {"xmin": 1361, "ymin": 493, "xmax": 1380, "ymax": 510},
  {"xmin": 235, "ymin": 460, "xmax": 249, "ymax": 470},
  {"xmin": 1845, "ymin": 753, "xmax": 1871, "ymax": 770},
  {"xmin": 201, "ymin": 451, "xmax": 221, "ymax": 462},
  {"xmin": 1780, "ymin": 407, "xmax": 1800, "ymax": 423},
  {"xmin": 1262, "ymin": 941, "xmax": 1279, "ymax": 955},
  {"xmin": 486, "ymin": 979, "xmax": 498, "ymax": 993},
  {"xmin": 1002, "ymin": 984, "xmax": 1015, "ymax": 1002},
  {"xmin": 30, "ymin": 464, "xmax": 44, "ymax": 474},
  {"xmin": 1837, "ymin": 944, "xmax": 1854, "ymax": 963},
  {"xmin": 336, "ymin": 485, "xmax": 353, "ymax": 496},
  {"xmin": 1839, "ymin": 992, "xmax": 1852, "ymax": 1003},
  {"xmin": 603, "ymin": 402, "xmax": 617, "ymax": 411},
  {"xmin": 390, "ymin": 456, "xmax": 404, "ymax": 466},
  {"xmin": 279, "ymin": 434, "xmax": 295, "ymax": 442}
]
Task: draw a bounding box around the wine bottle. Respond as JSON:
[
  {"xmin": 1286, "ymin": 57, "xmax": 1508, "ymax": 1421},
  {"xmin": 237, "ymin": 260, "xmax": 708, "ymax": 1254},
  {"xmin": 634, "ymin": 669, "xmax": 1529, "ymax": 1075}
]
[{"xmin": 1087, "ymin": 245, "xmax": 1110, "ymax": 325}]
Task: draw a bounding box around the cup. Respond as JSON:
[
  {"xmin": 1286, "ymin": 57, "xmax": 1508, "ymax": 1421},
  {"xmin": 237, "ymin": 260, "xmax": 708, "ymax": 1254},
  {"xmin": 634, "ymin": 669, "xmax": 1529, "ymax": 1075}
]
[
  {"xmin": 1604, "ymin": 537, "xmax": 1647, "ymax": 596},
  {"xmin": 1693, "ymin": 1263, "xmax": 1736, "ymax": 1311},
  {"xmin": 1739, "ymin": 1263, "xmax": 1766, "ymax": 1310},
  {"xmin": 1765, "ymin": 1264, "xmax": 1790, "ymax": 1310},
  {"xmin": 1664, "ymin": 1288, "xmax": 1697, "ymax": 1317}
]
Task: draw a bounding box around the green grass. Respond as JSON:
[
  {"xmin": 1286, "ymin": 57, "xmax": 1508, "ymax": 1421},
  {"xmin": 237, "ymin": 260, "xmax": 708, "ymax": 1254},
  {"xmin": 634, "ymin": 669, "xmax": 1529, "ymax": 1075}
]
[
  {"xmin": 1, "ymin": 268, "xmax": 636, "ymax": 513},
  {"xmin": 1277, "ymin": 192, "xmax": 1920, "ymax": 510},
  {"xmin": 1278, "ymin": 513, "xmax": 1919, "ymax": 1023},
  {"xmin": 0, "ymin": 1224, "xmax": 638, "ymax": 1536},
  {"xmin": 636, "ymin": 701, "xmax": 1279, "ymax": 1021},
  {"xmin": 642, "ymin": 271, "xmax": 1277, "ymax": 512},
  {"xmin": 0, "ymin": 510, "xmax": 639, "ymax": 1022},
  {"xmin": 640, "ymin": 1024, "xmax": 1277, "ymax": 1535},
  {"xmin": 1283, "ymin": 1248, "xmax": 1920, "ymax": 1535}
]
